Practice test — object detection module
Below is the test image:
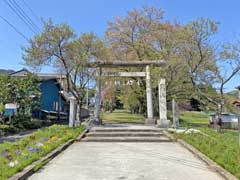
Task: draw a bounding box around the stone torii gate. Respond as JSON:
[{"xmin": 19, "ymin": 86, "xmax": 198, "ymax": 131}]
[{"xmin": 87, "ymin": 61, "xmax": 169, "ymax": 127}]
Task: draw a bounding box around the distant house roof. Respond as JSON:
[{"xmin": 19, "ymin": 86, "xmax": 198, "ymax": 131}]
[
  {"xmin": 10, "ymin": 68, "xmax": 66, "ymax": 80},
  {"xmin": 233, "ymin": 100, "xmax": 240, "ymax": 106},
  {"xmin": 209, "ymin": 112, "xmax": 236, "ymax": 116},
  {"xmin": 236, "ymin": 86, "xmax": 240, "ymax": 90},
  {"xmin": 0, "ymin": 69, "xmax": 15, "ymax": 75}
]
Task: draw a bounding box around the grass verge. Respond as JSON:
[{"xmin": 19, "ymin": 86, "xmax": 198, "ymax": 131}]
[
  {"xmin": 174, "ymin": 128, "xmax": 240, "ymax": 179},
  {"xmin": 0, "ymin": 125, "xmax": 85, "ymax": 180}
]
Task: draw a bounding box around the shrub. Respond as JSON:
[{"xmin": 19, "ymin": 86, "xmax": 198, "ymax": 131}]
[
  {"xmin": 22, "ymin": 120, "xmax": 42, "ymax": 130},
  {"xmin": 0, "ymin": 125, "xmax": 19, "ymax": 134}
]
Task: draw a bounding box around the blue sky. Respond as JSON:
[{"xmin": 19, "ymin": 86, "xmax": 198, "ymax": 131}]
[{"xmin": 0, "ymin": 0, "xmax": 240, "ymax": 92}]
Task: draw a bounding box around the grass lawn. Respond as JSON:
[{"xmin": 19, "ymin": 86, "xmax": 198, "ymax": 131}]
[
  {"xmin": 0, "ymin": 125, "xmax": 85, "ymax": 180},
  {"xmin": 170, "ymin": 111, "xmax": 209, "ymax": 127},
  {"xmin": 101, "ymin": 109, "xmax": 145, "ymax": 124}
]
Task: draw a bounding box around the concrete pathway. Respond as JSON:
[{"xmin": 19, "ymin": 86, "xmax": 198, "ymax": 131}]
[{"xmin": 28, "ymin": 125, "xmax": 224, "ymax": 180}]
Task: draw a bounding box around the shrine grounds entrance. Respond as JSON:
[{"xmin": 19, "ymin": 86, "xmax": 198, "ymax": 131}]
[{"xmin": 87, "ymin": 61, "xmax": 169, "ymax": 127}]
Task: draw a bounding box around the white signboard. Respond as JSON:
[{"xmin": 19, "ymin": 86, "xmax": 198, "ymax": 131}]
[
  {"xmin": 102, "ymin": 72, "xmax": 146, "ymax": 77},
  {"xmin": 5, "ymin": 103, "xmax": 17, "ymax": 109}
]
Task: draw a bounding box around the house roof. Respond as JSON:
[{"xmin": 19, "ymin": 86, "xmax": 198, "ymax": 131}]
[
  {"xmin": 10, "ymin": 68, "xmax": 30, "ymax": 77},
  {"xmin": 10, "ymin": 68, "xmax": 75, "ymax": 101},
  {"xmin": 10, "ymin": 68, "xmax": 66, "ymax": 80}
]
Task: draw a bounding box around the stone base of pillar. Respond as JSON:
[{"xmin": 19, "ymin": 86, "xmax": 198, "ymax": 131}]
[
  {"xmin": 75, "ymin": 120, "xmax": 81, "ymax": 127},
  {"xmin": 145, "ymin": 118, "xmax": 156, "ymax": 125},
  {"xmin": 157, "ymin": 119, "xmax": 170, "ymax": 128},
  {"xmin": 69, "ymin": 121, "xmax": 74, "ymax": 128},
  {"xmin": 93, "ymin": 119, "xmax": 102, "ymax": 125}
]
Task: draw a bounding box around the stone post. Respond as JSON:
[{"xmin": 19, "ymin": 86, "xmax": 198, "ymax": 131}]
[
  {"xmin": 94, "ymin": 67, "xmax": 102, "ymax": 124},
  {"xmin": 75, "ymin": 105, "xmax": 81, "ymax": 127},
  {"xmin": 157, "ymin": 79, "xmax": 169, "ymax": 128},
  {"xmin": 145, "ymin": 65, "xmax": 154, "ymax": 124},
  {"xmin": 172, "ymin": 99, "xmax": 179, "ymax": 129},
  {"xmin": 69, "ymin": 97, "xmax": 76, "ymax": 127}
]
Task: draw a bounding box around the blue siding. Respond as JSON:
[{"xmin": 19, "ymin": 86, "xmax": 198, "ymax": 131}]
[{"xmin": 40, "ymin": 79, "xmax": 66, "ymax": 112}]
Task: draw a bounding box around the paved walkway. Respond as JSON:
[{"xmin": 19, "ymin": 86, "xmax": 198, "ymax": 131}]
[{"xmin": 28, "ymin": 134, "xmax": 224, "ymax": 180}]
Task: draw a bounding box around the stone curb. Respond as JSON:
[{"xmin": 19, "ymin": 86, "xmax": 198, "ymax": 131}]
[
  {"xmin": 163, "ymin": 131, "xmax": 238, "ymax": 180},
  {"xmin": 76, "ymin": 129, "xmax": 89, "ymax": 141},
  {"xmin": 8, "ymin": 128, "xmax": 88, "ymax": 180},
  {"xmin": 162, "ymin": 130, "xmax": 177, "ymax": 141}
]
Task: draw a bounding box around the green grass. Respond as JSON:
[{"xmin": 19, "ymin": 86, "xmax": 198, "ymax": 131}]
[
  {"xmin": 101, "ymin": 109, "xmax": 145, "ymax": 124},
  {"xmin": 0, "ymin": 125, "xmax": 85, "ymax": 180},
  {"xmin": 174, "ymin": 128, "xmax": 240, "ymax": 179},
  {"xmin": 168, "ymin": 111, "xmax": 209, "ymax": 127}
]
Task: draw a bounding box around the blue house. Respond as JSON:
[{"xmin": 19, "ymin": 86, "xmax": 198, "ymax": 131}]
[{"xmin": 10, "ymin": 69, "xmax": 71, "ymax": 120}]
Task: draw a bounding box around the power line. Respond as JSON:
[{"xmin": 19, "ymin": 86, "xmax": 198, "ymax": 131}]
[
  {"xmin": 6, "ymin": 0, "xmax": 39, "ymax": 33},
  {"xmin": 21, "ymin": 0, "xmax": 41, "ymax": 24},
  {"xmin": 0, "ymin": 15, "xmax": 29, "ymax": 41},
  {"xmin": 3, "ymin": 0, "xmax": 37, "ymax": 34},
  {"xmin": 10, "ymin": 0, "xmax": 41, "ymax": 32}
]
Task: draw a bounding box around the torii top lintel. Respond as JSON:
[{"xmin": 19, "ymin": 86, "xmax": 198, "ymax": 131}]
[{"xmin": 84, "ymin": 60, "xmax": 166, "ymax": 68}]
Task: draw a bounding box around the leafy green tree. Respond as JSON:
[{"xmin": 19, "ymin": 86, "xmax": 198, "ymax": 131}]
[
  {"xmin": 0, "ymin": 75, "xmax": 11, "ymax": 124},
  {"xmin": 0, "ymin": 75, "xmax": 11, "ymax": 105},
  {"xmin": 12, "ymin": 74, "xmax": 40, "ymax": 117},
  {"xmin": 106, "ymin": 7, "xmax": 219, "ymax": 114},
  {"xmin": 106, "ymin": 7, "xmax": 165, "ymax": 114},
  {"xmin": 0, "ymin": 74, "xmax": 40, "ymax": 128},
  {"xmin": 8, "ymin": 74, "xmax": 40, "ymax": 128},
  {"xmin": 23, "ymin": 20, "xmax": 107, "ymax": 121}
]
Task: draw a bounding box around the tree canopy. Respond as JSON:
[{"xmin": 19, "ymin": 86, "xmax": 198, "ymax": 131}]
[{"xmin": 23, "ymin": 7, "xmax": 240, "ymax": 116}]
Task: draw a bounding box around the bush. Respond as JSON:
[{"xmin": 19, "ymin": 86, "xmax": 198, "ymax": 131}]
[
  {"xmin": 0, "ymin": 125, "xmax": 19, "ymax": 134},
  {"xmin": 22, "ymin": 120, "xmax": 42, "ymax": 130},
  {"xmin": 9, "ymin": 115, "xmax": 31, "ymax": 130},
  {"xmin": 3, "ymin": 116, "xmax": 42, "ymax": 133}
]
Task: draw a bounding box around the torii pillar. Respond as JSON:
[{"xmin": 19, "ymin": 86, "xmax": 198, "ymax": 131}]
[
  {"xmin": 145, "ymin": 65, "xmax": 154, "ymax": 124},
  {"xmin": 94, "ymin": 67, "xmax": 102, "ymax": 124},
  {"xmin": 157, "ymin": 78, "xmax": 169, "ymax": 128}
]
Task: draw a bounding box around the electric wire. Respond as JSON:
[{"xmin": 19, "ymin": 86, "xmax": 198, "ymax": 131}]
[
  {"xmin": 3, "ymin": 0, "xmax": 37, "ymax": 34},
  {"xmin": 0, "ymin": 15, "xmax": 29, "ymax": 41}
]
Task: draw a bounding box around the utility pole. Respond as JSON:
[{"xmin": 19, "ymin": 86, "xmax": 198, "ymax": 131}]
[
  {"xmin": 238, "ymin": 87, "xmax": 240, "ymax": 147},
  {"xmin": 86, "ymin": 73, "xmax": 89, "ymax": 109},
  {"xmin": 238, "ymin": 105, "xmax": 240, "ymax": 147}
]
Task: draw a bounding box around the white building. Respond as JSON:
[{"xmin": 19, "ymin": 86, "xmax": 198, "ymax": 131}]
[{"xmin": 209, "ymin": 113, "xmax": 238, "ymax": 129}]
